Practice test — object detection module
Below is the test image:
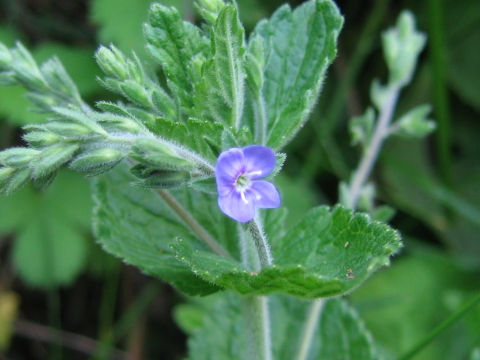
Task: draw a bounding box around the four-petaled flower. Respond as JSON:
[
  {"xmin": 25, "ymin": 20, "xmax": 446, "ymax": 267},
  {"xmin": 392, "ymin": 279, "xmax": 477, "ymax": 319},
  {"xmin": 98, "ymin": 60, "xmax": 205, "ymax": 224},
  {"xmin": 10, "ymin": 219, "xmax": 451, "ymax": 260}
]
[{"xmin": 215, "ymin": 145, "xmax": 281, "ymax": 222}]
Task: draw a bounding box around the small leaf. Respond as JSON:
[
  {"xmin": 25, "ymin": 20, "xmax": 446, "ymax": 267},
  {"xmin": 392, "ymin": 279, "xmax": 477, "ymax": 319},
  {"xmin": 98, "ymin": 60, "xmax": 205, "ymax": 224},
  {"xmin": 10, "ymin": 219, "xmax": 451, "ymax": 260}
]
[
  {"xmin": 172, "ymin": 206, "xmax": 402, "ymax": 298},
  {"xmin": 144, "ymin": 4, "xmax": 208, "ymax": 116},
  {"xmin": 251, "ymin": 0, "xmax": 343, "ymax": 149},
  {"xmin": 392, "ymin": 104, "xmax": 436, "ymax": 138},
  {"xmin": 193, "ymin": 5, "xmax": 246, "ymax": 129},
  {"xmin": 350, "ymin": 107, "xmax": 376, "ymax": 148},
  {"xmin": 382, "ymin": 11, "xmax": 426, "ymax": 86}
]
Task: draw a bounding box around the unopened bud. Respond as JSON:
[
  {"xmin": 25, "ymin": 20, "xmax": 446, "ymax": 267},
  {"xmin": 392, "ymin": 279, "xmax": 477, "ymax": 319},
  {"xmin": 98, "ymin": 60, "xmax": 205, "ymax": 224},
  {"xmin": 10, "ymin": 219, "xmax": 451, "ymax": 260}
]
[
  {"xmin": 70, "ymin": 148, "xmax": 124, "ymax": 176},
  {"xmin": 0, "ymin": 147, "xmax": 39, "ymax": 167},
  {"xmin": 95, "ymin": 46, "xmax": 128, "ymax": 80}
]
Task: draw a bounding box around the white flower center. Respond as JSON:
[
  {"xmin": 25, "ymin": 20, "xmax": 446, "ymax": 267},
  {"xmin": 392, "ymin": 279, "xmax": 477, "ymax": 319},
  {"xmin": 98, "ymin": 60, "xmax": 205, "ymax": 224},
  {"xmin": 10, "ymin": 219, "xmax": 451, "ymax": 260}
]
[{"xmin": 235, "ymin": 173, "xmax": 251, "ymax": 204}]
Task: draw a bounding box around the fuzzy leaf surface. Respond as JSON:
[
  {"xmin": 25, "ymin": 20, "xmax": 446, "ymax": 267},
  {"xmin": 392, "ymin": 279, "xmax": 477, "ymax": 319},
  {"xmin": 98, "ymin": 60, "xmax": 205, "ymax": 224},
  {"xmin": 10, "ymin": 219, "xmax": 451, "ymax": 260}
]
[
  {"xmin": 172, "ymin": 206, "xmax": 402, "ymax": 298},
  {"xmin": 145, "ymin": 4, "xmax": 208, "ymax": 116},
  {"xmin": 250, "ymin": 0, "xmax": 343, "ymax": 149},
  {"xmin": 193, "ymin": 5, "xmax": 246, "ymax": 128},
  {"xmin": 92, "ymin": 165, "xmax": 239, "ymax": 295},
  {"xmin": 186, "ymin": 294, "xmax": 377, "ymax": 360}
]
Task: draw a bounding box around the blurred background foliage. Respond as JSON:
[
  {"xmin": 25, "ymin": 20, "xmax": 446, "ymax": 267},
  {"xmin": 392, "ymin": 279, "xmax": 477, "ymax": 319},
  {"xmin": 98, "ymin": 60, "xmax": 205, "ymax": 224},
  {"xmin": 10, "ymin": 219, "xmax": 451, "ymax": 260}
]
[{"xmin": 0, "ymin": 0, "xmax": 478, "ymax": 359}]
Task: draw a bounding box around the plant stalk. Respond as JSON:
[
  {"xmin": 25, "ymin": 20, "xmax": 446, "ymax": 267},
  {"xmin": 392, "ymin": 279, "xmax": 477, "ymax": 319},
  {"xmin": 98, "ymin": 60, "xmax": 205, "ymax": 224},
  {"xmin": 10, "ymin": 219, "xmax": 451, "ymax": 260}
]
[
  {"xmin": 347, "ymin": 85, "xmax": 400, "ymax": 208},
  {"xmin": 295, "ymin": 299, "xmax": 326, "ymax": 360},
  {"xmin": 156, "ymin": 190, "xmax": 229, "ymax": 257},
  {"xmin": 295, "ymin": 84, "xmax": 402, "ymax": 360},
  {"xmin": 240, "ymin": 215, "xmax": 273, "ymax": 360}
]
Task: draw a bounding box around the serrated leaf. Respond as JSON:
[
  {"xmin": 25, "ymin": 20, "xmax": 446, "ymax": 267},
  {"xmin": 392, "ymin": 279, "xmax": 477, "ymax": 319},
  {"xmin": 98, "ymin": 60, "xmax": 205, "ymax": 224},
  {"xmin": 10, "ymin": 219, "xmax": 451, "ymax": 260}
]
[
  {"xmin": 172, "ymin": 206, "xmax": 402, "ymax": 298},
  {"xmin": 193, "ymin": 5, "xmax": 246, "ymax": 129},
  {"xmin": 250, "ymin": 0, "xmax": 343, "ymax": 149},
  {"xmin": 186, "ymin": 294, "xmax": 377, "ymax": 360},
  {"xmin": 145, "ymin": 4, "xmax": 208, "ymax": 116},
  {"xmin": 92, "ymin": 165, "xmax": 241, "ymax": 296},
  {"xmin": 149, "ymin": 117, "xmax": 222, "ymax": 164}
]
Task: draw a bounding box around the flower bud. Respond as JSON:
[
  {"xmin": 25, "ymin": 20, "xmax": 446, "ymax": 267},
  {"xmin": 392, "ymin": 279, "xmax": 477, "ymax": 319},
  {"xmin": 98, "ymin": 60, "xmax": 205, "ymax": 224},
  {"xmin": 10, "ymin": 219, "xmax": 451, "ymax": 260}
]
[
  {"xmin": 70, "ymin": 148, "xmax": 124, "ymax": 176},
  {"xmin": 95, "ymin": 46, "xmax": 128, "ymax": 80},
  {"xmin": 0, "ymin": 148, "xmax": 39, "ymax": 167},
  {"xmin": 132, "ymin": 138, "xmax": 194, "ymax": 170}
]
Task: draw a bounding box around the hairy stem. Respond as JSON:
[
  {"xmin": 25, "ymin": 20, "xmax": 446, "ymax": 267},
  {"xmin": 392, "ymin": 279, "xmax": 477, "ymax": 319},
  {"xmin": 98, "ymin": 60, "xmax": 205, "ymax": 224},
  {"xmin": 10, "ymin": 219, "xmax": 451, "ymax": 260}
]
[
  {"xmin": 240, "ymin": 215, "xmax": 273, "ymax": 360},
  {"xmin": 156, "ymin": 190, "xmax": 229, "ymax": 257},
  {"xmin": 247, "ymin": 215, "xmax": 273, "ymax": 268},
  {"xmin": 243, "ymin": 296, "xmax": 273, "ymax": 360},
  {"xmin": 347, "ymin": 84, "xmax": 400, "ymax": 208},
  {"xmin": 296, "ymin": 85, "xmax": 402, "ymax": 360},
  {"xmin": 295, "ymin": 299, "xmax": 326, "ymax": 360}
]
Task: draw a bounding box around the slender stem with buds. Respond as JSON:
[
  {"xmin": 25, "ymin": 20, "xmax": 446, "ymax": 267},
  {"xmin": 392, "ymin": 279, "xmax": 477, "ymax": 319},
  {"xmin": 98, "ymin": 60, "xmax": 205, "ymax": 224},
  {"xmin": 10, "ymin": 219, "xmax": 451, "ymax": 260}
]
[{"xmin": 295, "ymin": 84, "xmax": 402, "ymax": 360}]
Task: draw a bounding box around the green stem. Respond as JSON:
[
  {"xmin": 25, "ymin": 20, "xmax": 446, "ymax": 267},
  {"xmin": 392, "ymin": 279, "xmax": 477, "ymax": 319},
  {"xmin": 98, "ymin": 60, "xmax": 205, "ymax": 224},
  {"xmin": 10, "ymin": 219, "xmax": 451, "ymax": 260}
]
[
  {"xmin": 399, "ymin": 293, "xmax": 480, "ymax": 360},
  {"xmin": 347, "ymin": 84, "xmax": 400, "ymax": 208},
  {"xmin": 247, "ymin": 215, "xmax": 273, "ymax": 268},
  {"xmin": 240, "ymin": 215, "xmax": 273, "ymax": 360},
  {"xmin": 295, "ymin": 299, "xmax": 326, "ymax": 360},
  {"xmin": 156, "ymin": 189, "xmax": 230, "ymax": 257},
  {"xmin": 243, "ymin": 296, "xmax": 273, "ymax": 360}
]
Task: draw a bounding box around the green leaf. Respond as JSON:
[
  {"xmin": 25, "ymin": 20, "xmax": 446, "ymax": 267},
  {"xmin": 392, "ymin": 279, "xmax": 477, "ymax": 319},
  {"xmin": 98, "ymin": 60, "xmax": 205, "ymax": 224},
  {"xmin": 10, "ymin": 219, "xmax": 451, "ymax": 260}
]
[
  {"xmin": 350, "ymin": 107, "xmax": 376, "ymax": 148},
  {"xmin": 382, "ymin": 11, "xmax": 426, "ymax": 86},
  {"xmin": 193, "ymin": 5, "xmax": 246, "ymax": 129},
  {"xmin": 172, "ymin": 206, "xmax": 402, "ymax": 299},
  {"xmin": 186, "ymin": 294, "xmax": 377, "ymax": 360},
  {"xmin": 12, "ymin": 216, "xmax": 87, "ymax": 288},
  {"xmin": 145, "ymin": 4, "xmax": 208, "ymax": 116},
  {"xmin": 148, "ymin": 117, "xmax": 222, "ymax": 165},
  {"xmin": 392, "ymin": 104, "xmax": 436, "ymax": 138},
  {"xmin": 251, "ymin": 0, "xmax": 343, "ymax": 149},
  {"xmin": 351, "ymin": 247, "xmax": 479, "ymax": 360},
  {"xmin": 92, "ymin": 165, "xmax": 240, "ymax": 296},
  {"xmin": 0, "ymin": 37, "xmax": 100, "ymax": 125},
  {"xmin": 0, "ymin": 170, "xmax": 92, "ymax": 288}
]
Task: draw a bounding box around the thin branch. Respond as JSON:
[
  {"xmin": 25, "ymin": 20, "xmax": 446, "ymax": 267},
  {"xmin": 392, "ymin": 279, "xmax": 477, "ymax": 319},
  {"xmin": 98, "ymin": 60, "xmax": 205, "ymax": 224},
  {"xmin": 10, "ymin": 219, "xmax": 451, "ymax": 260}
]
[
  {"xmin": 347, "ymin": 85, "xmax": 400, "ymax": 208},
  {"xmin": 14, "ymin": 320, "xmax": 127, "ymax": 359},
  {"xmin": 156, "ymin": 189, "xmax": 230, "ymax": 258},
  {"xmin": 295, "ymin": 299, "xmax": 326, "ymax": 360}
]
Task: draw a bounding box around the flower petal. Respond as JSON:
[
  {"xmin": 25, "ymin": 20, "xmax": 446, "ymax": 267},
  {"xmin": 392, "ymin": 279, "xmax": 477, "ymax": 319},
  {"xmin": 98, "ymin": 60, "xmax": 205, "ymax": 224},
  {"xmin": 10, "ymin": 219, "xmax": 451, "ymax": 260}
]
[
  {"xmin": 218, "ymin": 190, "xmax": 256, "ymax": 223},
  {"xmin": 250, "ymin": 180, "xmax": 281, "ymax": 208},
  {"xmin": 215, "ymin": 147, "xmax": 245, "ymax": 189},
  {"xmin": 242, "ymin": 145, "xmax": 276, "ymax": 179}
]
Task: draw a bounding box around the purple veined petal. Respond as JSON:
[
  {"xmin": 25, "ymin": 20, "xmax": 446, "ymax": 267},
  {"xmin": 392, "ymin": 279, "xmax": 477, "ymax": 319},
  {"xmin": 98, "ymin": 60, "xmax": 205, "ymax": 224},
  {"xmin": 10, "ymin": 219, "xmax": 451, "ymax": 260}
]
[
  {"xmin": 249, "ymin": 180, "xmax": 281, "ymax": 209},
  {"xmin": 242, "ymin": 145, "xmax": 276, "ymax": 179},
  {"xmin": 218, "ymin": 190, "xmax": 256, "ymax": 223},
  {"xmin": 215, "ymin": 148, "xmax": 245, "ymax": 185}
]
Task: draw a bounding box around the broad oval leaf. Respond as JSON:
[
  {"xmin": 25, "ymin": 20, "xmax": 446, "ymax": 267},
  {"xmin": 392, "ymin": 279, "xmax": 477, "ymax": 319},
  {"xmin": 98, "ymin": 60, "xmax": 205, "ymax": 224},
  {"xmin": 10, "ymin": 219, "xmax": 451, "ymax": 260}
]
[
  {"xmin": 171, "ymin": 206, "xmax": 402, "ymax": 299},
  {"xmin": 248, "ymin": 0, "xmax": 343, "ymax": 149}
]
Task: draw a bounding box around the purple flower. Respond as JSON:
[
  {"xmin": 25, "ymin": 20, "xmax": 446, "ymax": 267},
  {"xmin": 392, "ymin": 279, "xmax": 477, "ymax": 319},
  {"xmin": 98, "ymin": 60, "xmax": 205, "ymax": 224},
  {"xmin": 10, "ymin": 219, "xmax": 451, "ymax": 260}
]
[{"xmin": 215, "ymin": 145, "xmax": 281, "ymax": 223}]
